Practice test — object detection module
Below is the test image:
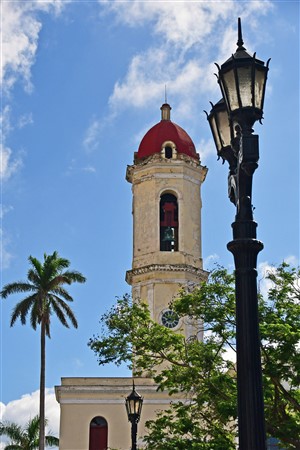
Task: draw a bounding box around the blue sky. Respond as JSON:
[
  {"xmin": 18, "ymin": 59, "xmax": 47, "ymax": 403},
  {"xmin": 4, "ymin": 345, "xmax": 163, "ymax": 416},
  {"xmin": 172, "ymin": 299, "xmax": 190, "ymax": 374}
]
[{"xmin": 1, "ymin": 0, "xmax": 299, "ymax": 441}]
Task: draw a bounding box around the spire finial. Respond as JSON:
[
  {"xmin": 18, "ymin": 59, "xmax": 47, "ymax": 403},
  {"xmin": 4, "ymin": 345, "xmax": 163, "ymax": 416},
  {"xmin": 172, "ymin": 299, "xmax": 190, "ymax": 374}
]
[
  {"xmin": 237, "ymin": 17, "xmax": 245, "ymax": 50},
  {"xmin": 165, "ymin": 84, "xmax": 167, "ymax": 104}
]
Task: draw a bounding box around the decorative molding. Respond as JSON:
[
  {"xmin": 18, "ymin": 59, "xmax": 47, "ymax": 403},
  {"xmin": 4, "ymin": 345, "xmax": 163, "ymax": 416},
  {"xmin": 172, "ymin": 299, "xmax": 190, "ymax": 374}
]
[
  {"xmin": 149, "ymin": 172, "xmax": 202, "ymax": 186},
  {"xmin": 126, "ymin": 153, "xmax": 208, "ymax": 184},
  {"xmin": 126, "ymin": 264, "xmax": 208, "ymax": 284},
  {"xmin": 58, "ymin": 398, "xmax": 178, "ymax": 405}
]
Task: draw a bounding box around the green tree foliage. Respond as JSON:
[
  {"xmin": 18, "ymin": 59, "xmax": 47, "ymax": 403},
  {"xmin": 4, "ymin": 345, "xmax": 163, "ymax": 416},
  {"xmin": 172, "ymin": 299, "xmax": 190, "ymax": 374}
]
[
  {"xmin": 0, "ymin": 415, "xmax": 59, "ymax": 449},
  {"xmin": 89, "ymin": 264, "xmax": 300, "ymax": 449},
  {"xmin": 1, "ymin": 252, "xmax": 86, "ymax": 450}
]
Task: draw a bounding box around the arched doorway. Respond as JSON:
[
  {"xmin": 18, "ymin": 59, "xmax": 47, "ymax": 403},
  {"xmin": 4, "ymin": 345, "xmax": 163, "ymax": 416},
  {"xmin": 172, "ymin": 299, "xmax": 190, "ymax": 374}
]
[{"xmin": 89, "ymin": 416, "xmax": 108, "ymax": 450}]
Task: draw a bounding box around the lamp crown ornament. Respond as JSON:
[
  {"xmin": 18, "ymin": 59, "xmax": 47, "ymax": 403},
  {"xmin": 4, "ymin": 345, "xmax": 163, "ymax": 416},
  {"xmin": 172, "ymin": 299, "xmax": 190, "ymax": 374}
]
[{"xmin": 236, "ymin": 17, "xmax": 245, "ymax": 51}]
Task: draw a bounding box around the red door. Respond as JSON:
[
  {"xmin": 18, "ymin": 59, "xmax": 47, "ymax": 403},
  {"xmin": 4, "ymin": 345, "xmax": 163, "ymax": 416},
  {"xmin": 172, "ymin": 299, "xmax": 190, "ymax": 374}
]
[{"xmin": 89, "ymin": 417, "xmax": 108, "ymax": 450}]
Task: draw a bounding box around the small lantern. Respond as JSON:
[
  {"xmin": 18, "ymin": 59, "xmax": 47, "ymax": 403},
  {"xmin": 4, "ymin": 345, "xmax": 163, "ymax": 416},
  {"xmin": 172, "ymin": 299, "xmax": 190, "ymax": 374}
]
[
  {"xmin": 205, "ymin": 98, "xmax": 233, "ymax": 153},
  {"xmin": 125, "ymin": 382, "xmax": 143, "ymax": 424},
  {"xmin": 205, "ymin": 99, "xmax": 237, "ymax": 171},
  {"xmin": 216, "ymin": 18, "xmax": 270, "ymax": 130}
]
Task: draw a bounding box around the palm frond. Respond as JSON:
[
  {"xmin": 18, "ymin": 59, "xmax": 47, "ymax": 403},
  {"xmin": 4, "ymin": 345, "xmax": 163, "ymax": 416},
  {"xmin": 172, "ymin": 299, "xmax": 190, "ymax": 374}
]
[
  {"xmin": 0, "ymin": 422, "xmax": 23, "ymax": 441},
  {"xmin": 26, "ymin": 415, "xmax": 40, "ymax": 441},
  {"xmin": 3, "ymin": 445, "xmax": 23, "ymax": 450},
  {"xmin": 27, "ymin": 268, "xmax": 41, "ymax": 285},
  {"xmin": 52, "ymin": 296, "xmax": 78, "ymax": 328},
  {"xmin": 1, "ymin": 282, "xmax": 36, "ymax": 299},
  {"xmin": 28, "ymin": 256, "xmax": 43, "ymax": 277},
  {"xmin": 51, "ymin": 286, "xmax": 73, "ymax": 301},
  {"xmin": 49, "ymin": 298, "xmax": 69, "ymax": 328},
  {"xmin": 45, "ymin": 435, "xmax": 59, "ymax": 447},
  {"xmin": 30, "ymin": 300, "xmax": 42, "ymax": 330},
  {"xmin": 43, "ymin": 252, "xmax": 70, "ymax": 283},
  {"xmin": 47, "ymin": 275, "xmax": 71, "ymax": 291},
  {"xmin": 48, "ymin": 251, "xmax": 70, "ymax": 270},
  {"xmin": 10, "ymin": 294, "xmax": 39, "ymax": 327},
  {"xmin": 63, "ymin": 270, "xmax": 86, "ymax": 284},
  {"xmin": 0, "ymin": 416, "xmax": 58, "ymax": 450},
  {"xmin": 42, "ymin": 254, "xmax": 58, "ymax": 286}
]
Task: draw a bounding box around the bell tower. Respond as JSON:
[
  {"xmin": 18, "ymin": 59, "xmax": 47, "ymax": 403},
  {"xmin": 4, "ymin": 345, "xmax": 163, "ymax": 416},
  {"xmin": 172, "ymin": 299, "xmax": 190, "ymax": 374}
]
[
  {"xmin": 126, "ymin": 103, "xmax": 208, "ymax": 338},
  {"xmin": 55, "ymin": 104, "xmax": 208, "ymax": 450}
]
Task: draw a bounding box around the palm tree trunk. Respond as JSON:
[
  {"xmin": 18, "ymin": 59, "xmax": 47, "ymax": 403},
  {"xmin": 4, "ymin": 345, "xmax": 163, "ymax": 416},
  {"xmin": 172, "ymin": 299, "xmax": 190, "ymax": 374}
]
[{"xmin": 39, "ymin": 320, "xmax": 46, "ymax": 450}]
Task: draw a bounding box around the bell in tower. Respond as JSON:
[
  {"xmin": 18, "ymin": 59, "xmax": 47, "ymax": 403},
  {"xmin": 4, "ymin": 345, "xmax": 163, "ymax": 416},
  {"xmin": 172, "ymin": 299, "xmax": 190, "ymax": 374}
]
[{"xmin": 160, "ymin": 193, "xmax": 178, "ymax": 251}]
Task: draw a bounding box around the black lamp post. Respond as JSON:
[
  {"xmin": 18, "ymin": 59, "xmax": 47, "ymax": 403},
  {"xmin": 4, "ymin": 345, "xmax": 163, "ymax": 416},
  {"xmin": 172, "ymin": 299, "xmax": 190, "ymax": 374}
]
[
  {"xmin": 206, "ymin": 18, "xmax": 270, "ymax": 450},
  {"xmin": 125, "ymin": 381, "xmax": 143, "ymax": 450}
]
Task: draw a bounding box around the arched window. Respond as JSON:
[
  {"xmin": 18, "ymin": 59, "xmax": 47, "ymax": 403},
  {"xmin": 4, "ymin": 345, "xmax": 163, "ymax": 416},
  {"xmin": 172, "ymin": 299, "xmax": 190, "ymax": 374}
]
[
  {"xmin": 89, "ymin": 417, "xmax": 108, "ymax": 450},
  {"xmin": 160, "ymin": 193, "xmax": 178, "ymax": 251},
  {"xmin": 161, "ymin": 141, "xmax": 177, "ymax": 160},
  {"xmin": 165, "ymin": 146, "xmax": 173, "ymax": 159}
]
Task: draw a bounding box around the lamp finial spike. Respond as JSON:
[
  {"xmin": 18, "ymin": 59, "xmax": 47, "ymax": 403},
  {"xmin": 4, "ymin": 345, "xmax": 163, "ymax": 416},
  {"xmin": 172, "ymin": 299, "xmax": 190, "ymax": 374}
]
[
  {"xmin": 165, "ymin": 84, "xmax": 167, "ymax": 104},
  {"xmin": 237, "ymin": 17, "xmax": 245, "ymax": 50}
]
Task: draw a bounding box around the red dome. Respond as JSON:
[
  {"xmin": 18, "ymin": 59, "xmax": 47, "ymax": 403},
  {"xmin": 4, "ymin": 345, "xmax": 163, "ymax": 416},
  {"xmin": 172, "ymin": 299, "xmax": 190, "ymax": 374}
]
[{"xmin": 137, "ymin": 104, "xmax": 199, "ymax": 160}]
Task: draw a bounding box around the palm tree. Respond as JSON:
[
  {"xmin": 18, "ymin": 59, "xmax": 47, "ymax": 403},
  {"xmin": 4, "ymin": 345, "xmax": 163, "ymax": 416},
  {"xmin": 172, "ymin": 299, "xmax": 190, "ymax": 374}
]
[
  {"xmin": 0, "ymin": 415, "xmax": 59, "ymax": 449},
  {"xmin": 1, "ymin": 251, "xmax": 86, "ymax": 450}
]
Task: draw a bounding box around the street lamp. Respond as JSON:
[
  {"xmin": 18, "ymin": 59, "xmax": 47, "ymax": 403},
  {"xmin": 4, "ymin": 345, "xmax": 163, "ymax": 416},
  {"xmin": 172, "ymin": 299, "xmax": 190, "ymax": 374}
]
[
  {"xmin": 125, "ymin": 381, "xmax": 143, "ymax": 450},
  {"xmin": 206, "ymin": 18, "xmax": 270, "ymax": 450}
]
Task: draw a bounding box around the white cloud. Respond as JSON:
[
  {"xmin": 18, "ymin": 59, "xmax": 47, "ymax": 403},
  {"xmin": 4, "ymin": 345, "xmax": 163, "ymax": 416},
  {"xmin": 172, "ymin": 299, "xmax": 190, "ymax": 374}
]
[
  {"xmin": 83, "ymin": 166, "xmax": 96, "ymax": 173},
  {"xmin": 197, "ymin": 138, "xmax": 216, "ymax": 164},
  {"xmin": 0, "ymin": 106, "xmax": 24, "ymax": 182},
  {"xmin": 283, "ymin": 255, "xmax": 299, "ymax": 266},
  {"xmin": 0, "ymin": 204, "xmax": 13, "ymax": 220},
  {"xmin": 1, "ymin": 106, "xmax": 24, "ymax": 181},
  {"xmin": 109, "ymin": 50, "xmax": 216, "ymax": 118},
  {"xmin": 0, "ymin": 144, "xmax": 23, "ymax": 182},
  {"xmin": 83, "ymin": 118, "xmax": 104, "ymax": 153},
  {"xmin": 1, "ymin": 3, "xmax": 41, "ymax": 94},
  {"xmin": 0, "ymin": 205, "xmax": 14, "ymax": 270},
  {"xmin": 258, "ymin": 256, "xmax": 299, "ymax": 299},
  {"xmin": 73, "ymin": 357, "xmax": 84, "ymax": 368},
  {"xmin": 103, "ymin": 0, "xmax": 274, "ymax": 116},
  {"xmin": 1, "ymin": 1, "xmax": 68, "ymax": 94},
  {"xmin": 109, "ymin": 48, "xmax": 170, "ymax": 111},
  {"xmin": 203, "ymin": 253, "xmax": 220, "ymax": 270},
  {"xmin": 18, "ymin": 112, "xmax": 34, "ymax": 129},
  {"xmin": 224, "ymin": 346, "xmax": 236, "ymax": 364},
  {"xmin": 65, "ymin": 159, "xmax": 96, "ymax": 176},
  {"xmin": 103, "ymin": 1, "xmax": 236, "ymax": 51},
  {"xmin": 0, "ymin": 389, "xmax": 60, "ymax": 449},
  {"xmin": 258, "ymin": 261, "xmax": 277, "ymax": 299},
  {"xmin": 1, "ymin": 1, "xmax": 68, "ymax": 184},
  {"xmin": 0, "ymin": 228, "xmax": 14, "ymax": 270}
]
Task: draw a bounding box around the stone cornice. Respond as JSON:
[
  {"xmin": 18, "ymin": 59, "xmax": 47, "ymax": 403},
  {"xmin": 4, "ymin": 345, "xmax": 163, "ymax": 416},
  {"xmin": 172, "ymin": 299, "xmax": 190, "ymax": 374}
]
[
  {"xmin": 126, "ymin": 153, "xmax": 208, "ymax": 184},
  {"xmin": 126, "ymin": 264, "xmax": 208, "ymax": 284}
]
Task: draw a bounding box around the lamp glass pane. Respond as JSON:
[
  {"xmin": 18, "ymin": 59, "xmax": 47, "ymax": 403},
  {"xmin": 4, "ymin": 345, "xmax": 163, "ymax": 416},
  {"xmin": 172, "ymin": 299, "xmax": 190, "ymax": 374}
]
[
  {"xmin": 254, "ymin": 67, "xmax": 265, "ymax": 110},
  {"xmin": 209, "ymin": 115, "xmax": 222, "ymax": 151},
  {"xmin": 217, "ymin": 108, "xmax": 231, "ymax": 148},
  {"xmin": 135, "ymin": 399, "xmax": 140, "ymax": 414},
  {"xmin": 129, "ymin": 398, "xmax": 135, "ymax": 414},
  {"xmin": 223, "ymin": 70, "xmax": 239, "ymax": 111},
  {"xmin": 237, "ymin": 66, "xmax": 252, "ymax": 107}
]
